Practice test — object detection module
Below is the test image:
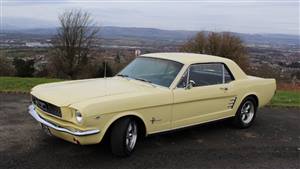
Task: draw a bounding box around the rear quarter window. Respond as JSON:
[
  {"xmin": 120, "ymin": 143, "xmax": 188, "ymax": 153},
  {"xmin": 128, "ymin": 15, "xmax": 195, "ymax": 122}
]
[{"xmin": 177, "ymin": 63, "xmax": 234, "ymax": 88}]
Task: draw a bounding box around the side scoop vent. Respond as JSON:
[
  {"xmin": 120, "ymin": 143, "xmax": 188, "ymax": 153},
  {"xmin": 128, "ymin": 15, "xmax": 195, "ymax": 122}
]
[{"xmin": 227, "ymin": 97, "xmax": 237, "ymax": 109}]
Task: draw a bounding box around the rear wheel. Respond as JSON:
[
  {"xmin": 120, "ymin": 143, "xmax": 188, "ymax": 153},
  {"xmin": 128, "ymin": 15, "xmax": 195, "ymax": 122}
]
[
  {"xmin": 233, "ymin": 97, "xmax": 257, "ymax": 128},
  {"xmin": 110, "ymin": 118, "xmax": 138, "ymax": 157}
]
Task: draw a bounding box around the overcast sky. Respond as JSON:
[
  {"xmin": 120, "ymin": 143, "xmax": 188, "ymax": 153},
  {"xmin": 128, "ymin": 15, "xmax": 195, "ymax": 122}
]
[{"xmin": 2, "ymin": 0, "xmax": 300, "ymax": 35}]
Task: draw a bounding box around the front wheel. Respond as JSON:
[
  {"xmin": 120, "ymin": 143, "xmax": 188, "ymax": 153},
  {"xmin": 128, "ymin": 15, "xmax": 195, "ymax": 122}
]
[
  {"xmin": 110, "ymin": 118, "xmax": 138, "ymax": 157},
  {"xmin": 233, "ymin": 97, "xmax": 257, "ymax": 128}
]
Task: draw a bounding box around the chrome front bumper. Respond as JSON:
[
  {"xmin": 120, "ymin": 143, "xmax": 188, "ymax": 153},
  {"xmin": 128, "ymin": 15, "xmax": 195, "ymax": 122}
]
[{"xmin": 28, "ymin": 104, "xmax": 100, "ymax": 136}]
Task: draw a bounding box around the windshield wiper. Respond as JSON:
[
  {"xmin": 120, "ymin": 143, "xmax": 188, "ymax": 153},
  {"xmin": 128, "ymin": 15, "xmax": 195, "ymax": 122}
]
[
  {"xmin": 134, "ymin": 78, "xmax": 156, "ymax": 87},
  {"xmin": 116, "ymin": 74, "xmax": 129, "ymax": 78}
]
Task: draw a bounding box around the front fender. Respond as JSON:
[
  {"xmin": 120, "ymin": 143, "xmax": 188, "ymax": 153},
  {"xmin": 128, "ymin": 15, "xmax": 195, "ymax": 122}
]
[{"xmin": 100, "ymin": 111, "xmax": 148, "ymax": 139}]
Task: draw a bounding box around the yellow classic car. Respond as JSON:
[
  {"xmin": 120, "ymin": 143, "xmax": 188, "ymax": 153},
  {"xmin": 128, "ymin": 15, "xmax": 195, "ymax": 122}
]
[{"xmin": 28, "ymin": 53, "xmax": 276, "ymax": 156}]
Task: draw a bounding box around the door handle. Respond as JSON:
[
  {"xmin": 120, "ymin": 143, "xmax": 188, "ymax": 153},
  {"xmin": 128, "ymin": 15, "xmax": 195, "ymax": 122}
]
[{"xmin": 220, "ymin": 87, "xmax": 229, "ymax": 91}]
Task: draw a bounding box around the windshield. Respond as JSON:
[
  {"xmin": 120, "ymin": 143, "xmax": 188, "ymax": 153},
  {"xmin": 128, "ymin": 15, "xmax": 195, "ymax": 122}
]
[{"xmin": 118, "ymin": 57, "xmax": 183, "ymax": 87}]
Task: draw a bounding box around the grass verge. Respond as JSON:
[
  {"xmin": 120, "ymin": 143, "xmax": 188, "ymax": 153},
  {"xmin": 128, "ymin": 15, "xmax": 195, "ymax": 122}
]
[
  {"xmin": 0, "ymin": 76, "xmax": 63, "ymax": 93},
  {"xmin": 270, "ymin": 90, "xmax": 300, "ymax": 107}
]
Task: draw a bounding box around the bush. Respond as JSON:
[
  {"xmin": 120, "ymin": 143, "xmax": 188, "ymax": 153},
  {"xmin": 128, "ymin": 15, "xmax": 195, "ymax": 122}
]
[
  {"xmin": 34, "ymin": 67, "xmax": 49, "ymax": 77},
  {"xmin": 0, "ymin": 56, "xmax": 15, "ymax": 76},
  {"xmin": 13, "ymin": 58, "xmax": 35, "ymax": 77}
]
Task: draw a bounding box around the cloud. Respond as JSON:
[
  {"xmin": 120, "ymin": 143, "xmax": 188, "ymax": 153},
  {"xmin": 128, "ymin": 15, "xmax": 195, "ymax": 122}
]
[{"xmin": 2, "ymin": 1, "xmax": 299, "ymax": 34}]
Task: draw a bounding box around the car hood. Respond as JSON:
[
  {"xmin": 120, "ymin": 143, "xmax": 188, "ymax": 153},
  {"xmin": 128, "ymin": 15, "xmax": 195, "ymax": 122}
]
[{"xmin": 31, "ymin": 77, "xmax": 153, "ymax": 107}]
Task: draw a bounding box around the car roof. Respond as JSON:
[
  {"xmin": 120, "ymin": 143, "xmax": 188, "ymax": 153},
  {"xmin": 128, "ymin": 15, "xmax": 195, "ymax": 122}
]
[
  {"xmin": 140, "ymin": 52, "xmax": 247, "ymax": 80},
  {"xmin": 140, "ymin": 52, "xmax": 231, "ymax": 65}
]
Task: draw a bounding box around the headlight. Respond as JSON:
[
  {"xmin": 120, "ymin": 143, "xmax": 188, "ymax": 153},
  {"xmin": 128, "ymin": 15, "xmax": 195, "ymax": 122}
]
[{"xmin": 75, "ymin": 111, "xmax": 83, "ymax": 123}]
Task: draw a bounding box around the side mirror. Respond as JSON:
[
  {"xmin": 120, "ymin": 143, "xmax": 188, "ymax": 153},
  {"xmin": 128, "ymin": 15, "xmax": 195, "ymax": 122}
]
[{"xmin": 186, "ymin": 80, "xmax": 195, "ymax": 90}]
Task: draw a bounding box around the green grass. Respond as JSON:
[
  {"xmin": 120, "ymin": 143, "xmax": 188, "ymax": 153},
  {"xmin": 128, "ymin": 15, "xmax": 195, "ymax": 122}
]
[
  {"xmin": 0, "ymin": 76, "xmax": 63, "ymax": 93},
  {"xmin": 270, "ymin": 90, "xmax": 300, "ymax": 107}
]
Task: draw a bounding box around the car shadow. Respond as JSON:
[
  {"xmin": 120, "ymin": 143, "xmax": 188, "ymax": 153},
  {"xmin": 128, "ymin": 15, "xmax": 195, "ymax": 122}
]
[
  {"xmin": 5, "ymin": 116, "xmax": 271, "ymax": 169},
  {"xmin": 33, "ymin": 119, "xmax": 230, "ymax": 154}
]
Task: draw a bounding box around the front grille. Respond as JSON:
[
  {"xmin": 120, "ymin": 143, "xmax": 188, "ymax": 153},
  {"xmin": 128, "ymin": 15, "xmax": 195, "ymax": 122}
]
[{"xmin": 32, "ymin": 96, "xmax": 61, "ymax": 117}]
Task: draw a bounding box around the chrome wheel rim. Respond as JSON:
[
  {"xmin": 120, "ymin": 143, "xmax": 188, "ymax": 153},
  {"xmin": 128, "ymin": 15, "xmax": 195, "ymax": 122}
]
[
  {"xmin": 241, "ymin": 101, "xmax": 255, "ymax": 124},
  {"xmin": 125, "ymin": 121, "xmax": 137, "ymax": 151}
]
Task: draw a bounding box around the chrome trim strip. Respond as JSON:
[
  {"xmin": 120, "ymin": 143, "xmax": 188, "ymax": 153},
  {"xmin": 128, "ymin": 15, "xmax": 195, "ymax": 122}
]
[
  {"xmin": 28, "ymin": 104, "xmax": 100, "ymax": 136},
  {"xmin": 148, "ymin": 114, "xmax": 235, "ymax": 135}
]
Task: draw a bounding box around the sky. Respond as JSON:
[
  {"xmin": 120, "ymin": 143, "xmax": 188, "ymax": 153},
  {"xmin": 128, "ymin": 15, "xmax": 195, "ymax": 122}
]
[{"xmin": 1, "ymin": 0, "xmax": 300, "ymax": 35}]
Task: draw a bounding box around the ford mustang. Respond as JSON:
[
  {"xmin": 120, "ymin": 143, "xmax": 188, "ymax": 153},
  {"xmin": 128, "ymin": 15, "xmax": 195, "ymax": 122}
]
[{"xmin": 28, "ymin": 53, "xmax": 276, "ymax": 156}]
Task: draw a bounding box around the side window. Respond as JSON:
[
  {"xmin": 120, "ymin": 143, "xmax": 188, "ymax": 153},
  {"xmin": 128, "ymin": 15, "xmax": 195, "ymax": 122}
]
[
  {"xmin": 189, "ymin": 64, "xmax": 223, "ymax": 87},
  {"xmin": 177, "ymin": 63, "xmax": 234, "ymax": 88}
]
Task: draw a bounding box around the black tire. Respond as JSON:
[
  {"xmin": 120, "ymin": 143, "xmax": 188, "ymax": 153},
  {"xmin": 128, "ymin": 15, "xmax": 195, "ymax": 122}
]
[
  {"xmin": 233, "ymin": 97, "xmax": 257, "ymax": 129},
  {"xmin": 110, "ymin": 117, "xmax": 138, "ymax": 157}
]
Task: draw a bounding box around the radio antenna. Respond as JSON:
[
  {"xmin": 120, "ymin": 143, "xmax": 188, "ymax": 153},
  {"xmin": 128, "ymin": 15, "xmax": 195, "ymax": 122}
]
[{"xmin": 104, "ymin": 60, "xmax": 107, "ymax": 78}]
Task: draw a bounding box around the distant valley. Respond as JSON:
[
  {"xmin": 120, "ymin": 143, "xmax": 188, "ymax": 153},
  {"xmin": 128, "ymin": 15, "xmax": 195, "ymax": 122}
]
[{"xmin": 2, "ymin": 26, "xmax": 299, "ymax": 49}]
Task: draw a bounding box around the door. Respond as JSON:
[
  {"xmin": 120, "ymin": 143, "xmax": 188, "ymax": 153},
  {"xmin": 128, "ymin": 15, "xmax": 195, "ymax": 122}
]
[{"xmin": 172, "ymin": 63, "xmax": 237, "ymax": 128}]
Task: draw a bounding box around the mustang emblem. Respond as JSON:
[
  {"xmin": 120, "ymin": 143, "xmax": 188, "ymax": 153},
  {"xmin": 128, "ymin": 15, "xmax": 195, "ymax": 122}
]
[{"xmin": 150, "ymin": 117, "xmax": 161, "ymax": 124}]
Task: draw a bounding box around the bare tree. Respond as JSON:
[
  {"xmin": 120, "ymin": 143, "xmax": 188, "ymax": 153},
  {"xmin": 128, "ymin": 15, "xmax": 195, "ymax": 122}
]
[
  {"xmin": 181, "ymin": 32, "xmax": 249, "ymax": 70},
  {"xmin": 51, "ymin": 9, "xmax": 99, "ymax": 79}
]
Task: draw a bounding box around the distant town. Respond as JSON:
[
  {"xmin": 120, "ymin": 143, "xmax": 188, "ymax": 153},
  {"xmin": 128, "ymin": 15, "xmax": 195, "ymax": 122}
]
[{"xmin": 1, "ymin": 26, "xmax": 299, "ymax": 83}]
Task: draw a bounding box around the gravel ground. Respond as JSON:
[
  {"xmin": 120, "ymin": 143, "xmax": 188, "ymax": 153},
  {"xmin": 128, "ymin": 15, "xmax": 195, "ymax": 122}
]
[{"xmin": 0, "ymin": 93, "xmax": 299, "ymax": 169}]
